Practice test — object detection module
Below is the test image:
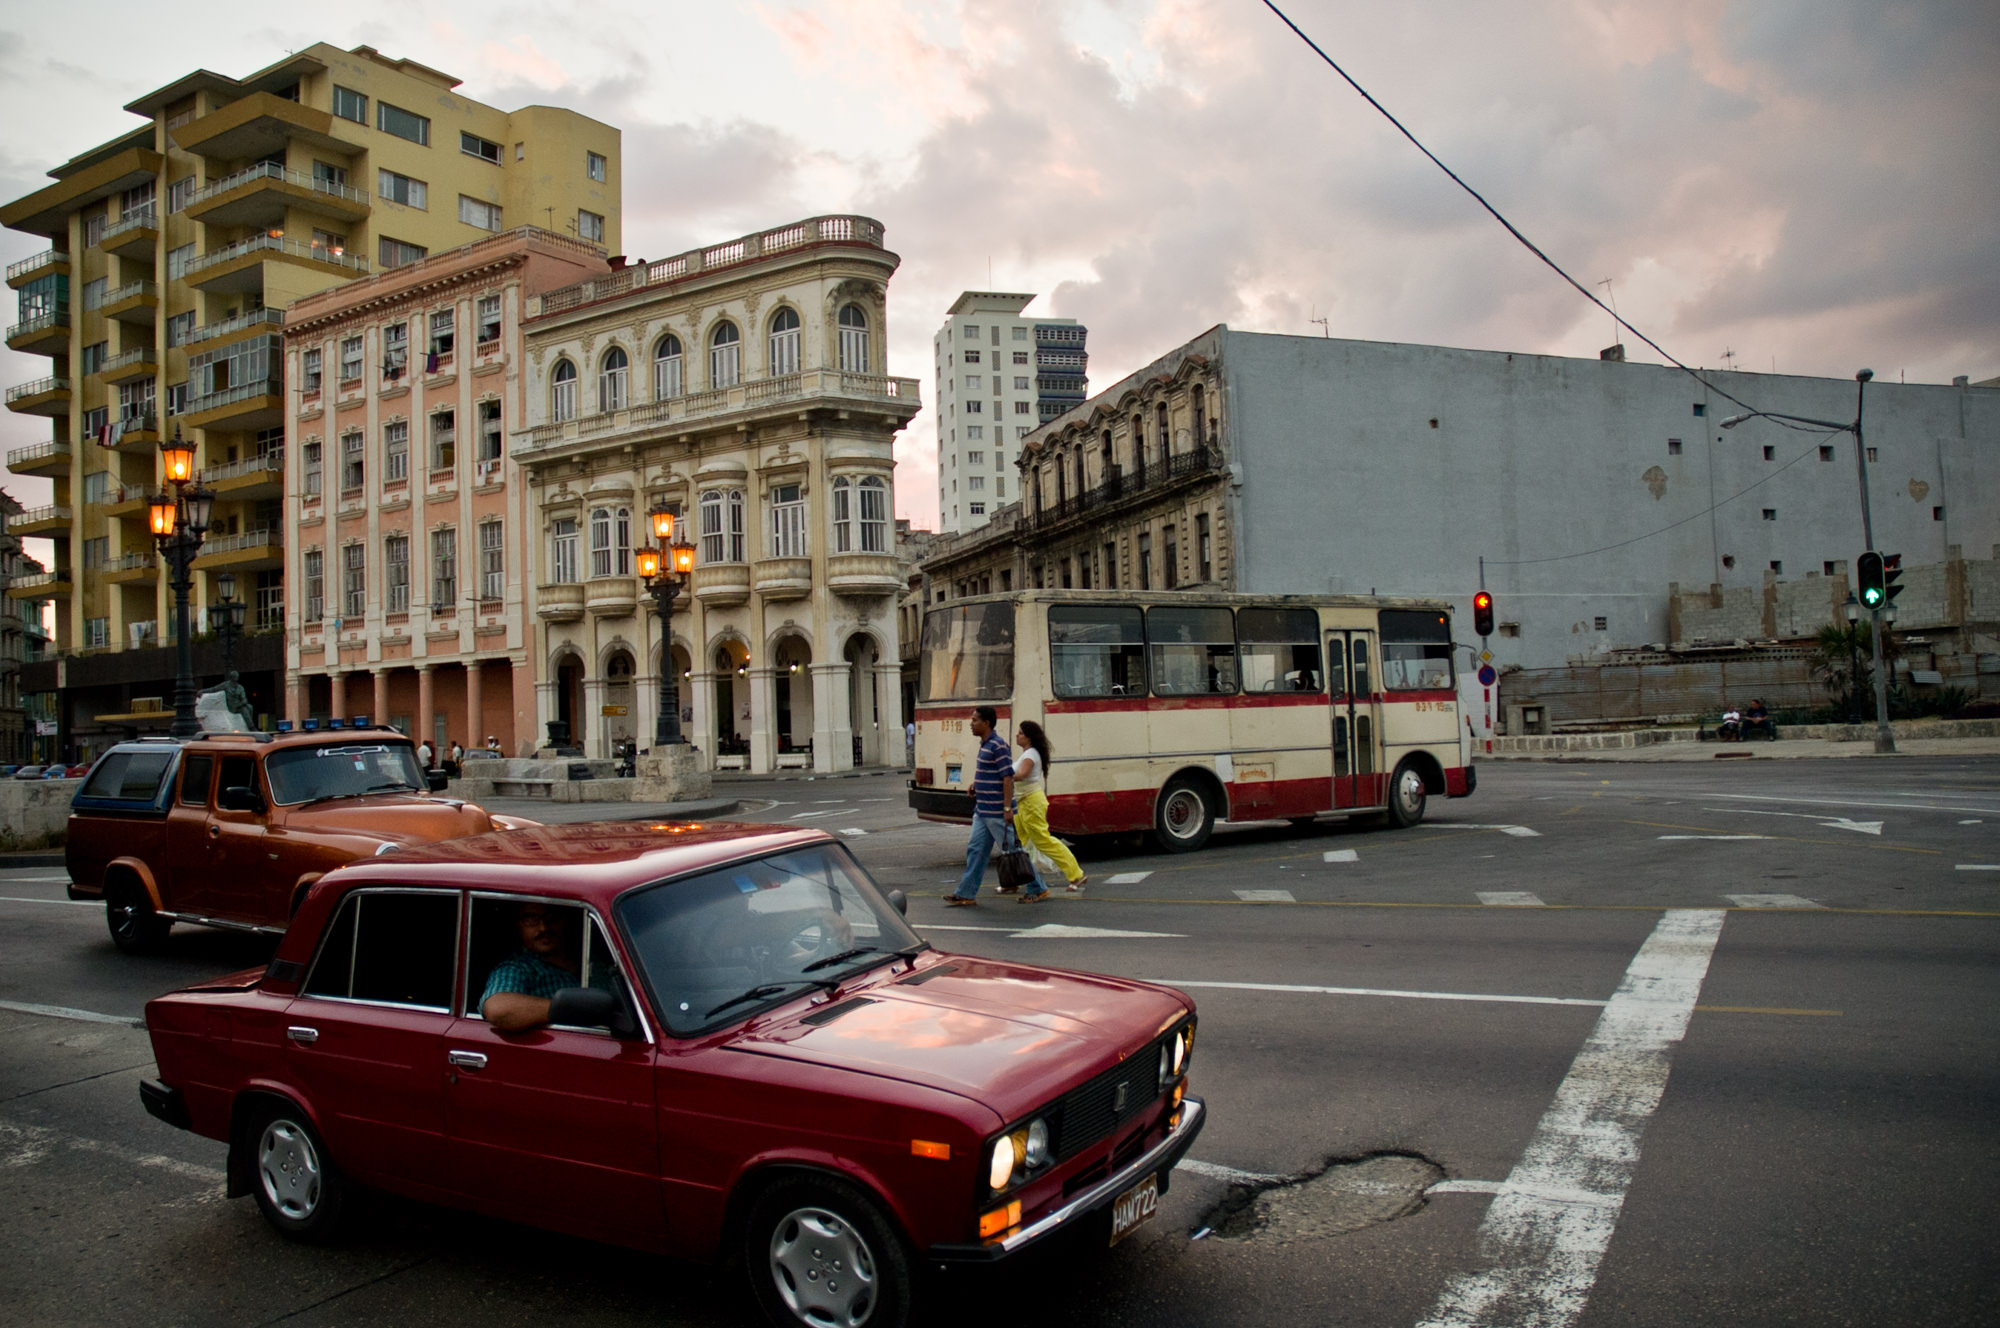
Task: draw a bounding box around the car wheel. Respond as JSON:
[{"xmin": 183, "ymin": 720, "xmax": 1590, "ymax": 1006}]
[
  {"xmin": 245, "ymin": 1107, "xmax": 346, "ymax": 1241},
  {"xmin": 1386, "ymin": 759, "xmax": 1427, "ymax": 829},
  {"xmin": 746, "ymin": 1175, "xmax": 915, "ymax": 1328},
  {"xmin": 1154, "ymin": 776, "xmax": 1215, "ymax": 854},
  {"xmin": 106, "ymin": 880, "xmax": 171, "ymax": 955}
]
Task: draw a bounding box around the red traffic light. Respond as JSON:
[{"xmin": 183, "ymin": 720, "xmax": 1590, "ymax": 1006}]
[{"xmin": 1472, "ymin": 591, "xmax": 1495, "ymax": 637}]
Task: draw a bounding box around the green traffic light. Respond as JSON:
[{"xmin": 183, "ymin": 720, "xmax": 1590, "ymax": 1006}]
[
  {"xmin": 1856, "ymin": 550, "xmax": 1885, "ymax": 608},
  {"xmin": 1861, "ymin": 586, "xmax": 1882, "ymax": 607}
]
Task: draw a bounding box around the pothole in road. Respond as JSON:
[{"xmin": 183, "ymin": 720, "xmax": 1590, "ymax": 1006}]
[{"xmin": 1200, "ymin": 1152, "xmax": 1445, "ymax": 1243}]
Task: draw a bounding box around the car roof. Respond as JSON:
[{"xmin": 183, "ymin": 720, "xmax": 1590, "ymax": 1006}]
[{"xmin": 325, "ymin": 820, "xmax": 840, "ymax": 912}]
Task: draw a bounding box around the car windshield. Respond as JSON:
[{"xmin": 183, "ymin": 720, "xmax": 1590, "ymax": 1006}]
[
  {"xmin": 616, "ymin": 844, "xmax": 924, "ymax": 1035},
  {"xmin": 266, "ymin": 743, "xmax": 428, "ymax": 806}
]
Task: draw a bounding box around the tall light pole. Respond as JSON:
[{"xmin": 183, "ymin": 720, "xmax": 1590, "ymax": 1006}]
[
  {"xmin": 636, "ymin": 501, "xmax": 696, "ymax": 748},
  {"xmin": 149, "ymin": 428, "xmax": 215, "ymax": 739},
  {"xmin": 207, "ymin": 568, "xmax": 247, "ymax": 677},
  {"xmin": 1720, "ymin": 370, "xmax": 1893, "ymax": 753},
  {"xmin": 1841, "ymin": 593, "xmax": 1862, "ymax": 724}
]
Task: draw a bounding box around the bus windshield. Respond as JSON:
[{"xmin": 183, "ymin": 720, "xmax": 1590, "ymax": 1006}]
[{"xmin": 919, "ymin": 601, "xmax": 1015, "ymax": 701}]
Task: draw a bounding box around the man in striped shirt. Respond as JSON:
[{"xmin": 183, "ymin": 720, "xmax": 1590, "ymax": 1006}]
[{"xmin": 947, "ymin": 706, "xmax": 1014, "ymax": 905}]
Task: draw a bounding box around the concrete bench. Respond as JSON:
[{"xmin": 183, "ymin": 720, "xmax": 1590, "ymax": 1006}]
[
  {"xmin": 715, "ymin": 755, "xmax": 748, "ymax": 771},
  {"xmin": 775, "ymin": 752, "xmax": 811, "ymax": 770}
]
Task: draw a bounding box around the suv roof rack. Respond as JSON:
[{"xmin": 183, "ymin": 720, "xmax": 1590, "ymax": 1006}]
[{"xmin": 191, "ymin": 731, "xmax": 277, "ymax": 743}]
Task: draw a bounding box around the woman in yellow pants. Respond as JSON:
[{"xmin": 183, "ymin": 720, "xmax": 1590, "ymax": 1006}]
[{"xmin": 1009, "ymin": 720, "xmax": 1087, "ymax": 898}]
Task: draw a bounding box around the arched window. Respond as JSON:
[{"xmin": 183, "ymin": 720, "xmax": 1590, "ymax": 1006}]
[
  {"xmin": 550, "ymin": 359, "xmax": 577, "ymax": 422},
  {"xmin": 1157, "ymin": 401, "xmax": 1170, "ymax": 458},
  {"xmin": 1193, "ymin": 384, "xmax": 1208, "ymax": 444},
  {"xmin": 858, "ymin": 476, "xmax": 887, "ymax": 553},
  {"xmin": 653, "ymin": 334, "xmax": 683, "ymax": 400},
  {"xmin": 589, "ymin": 506, "xmax": 613, "ymax": 578},
  {"xmin": 598, "ymin": 346, "xmax": 628, "ymax": 412},
  {"xmin": 831, "ymin": 477, "xmax": 853, "ymax": 553},
  {"xmin": 710, "ymin": 321, "xmax": 741, "ymax": 388},
  {"xmin": 699, "ymin": 490, "xmax": 724, "ymax": 564},
  {"xmin": 838, "ymin": 304, "xmax": 869, "ymax": 373},
  {"xmin": 768, "ymin": 307, "xmax": 800, "ymax": 376},
  {"xmin": 1133, "ymin": 415, "xmax": 1146, "ymax": 471}
]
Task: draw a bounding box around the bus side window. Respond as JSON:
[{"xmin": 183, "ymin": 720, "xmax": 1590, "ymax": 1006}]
[
  {"xmin": 1327, "ymin": 638, "xmax": 1347, "ymax": 700},
  {"xmin": 1238, "ymin": 607, "xmax": 1319, "ymax": 693}
]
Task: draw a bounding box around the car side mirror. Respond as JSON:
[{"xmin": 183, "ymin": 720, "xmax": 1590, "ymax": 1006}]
[
  {"xmin": 548, "ymin": 986, "xmax": 637, "ymax": 1036},
  {"xmin": 218, "ymin": 784, "xmax": 266, "ymax": 815},
  {"xmin": 886, "ymin": 889, "xmax": 907, "ymax": 916},
  {"xmin": 426, "ymin": 769, "xmax": 449, "ymax": 792}
]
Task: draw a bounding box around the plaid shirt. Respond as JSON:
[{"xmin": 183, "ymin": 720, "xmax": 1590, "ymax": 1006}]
[{"xmin": 480, "ymin": 949, "xmax": 606, "ymax": 1006}]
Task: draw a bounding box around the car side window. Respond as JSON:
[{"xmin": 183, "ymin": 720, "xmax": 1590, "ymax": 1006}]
[
  {"xmin": 303, "ymin": 889, "xmax": 461, "ymax": 1011},
  {"xmin": 215, "ymin": 754, "xmax": 256, "ymax": 808},
  {"xmin": 464, "ymin": 896, "xmax": 626, "ymax": 1028},
  {"xmin": 178, "ymin": 753, "xmax": 213, "ymax": 806}
]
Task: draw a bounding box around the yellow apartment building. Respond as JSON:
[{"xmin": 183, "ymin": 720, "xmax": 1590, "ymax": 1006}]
[{"xmin": 1, "ymin": 42, "xmax": 619, "ymax": 758}]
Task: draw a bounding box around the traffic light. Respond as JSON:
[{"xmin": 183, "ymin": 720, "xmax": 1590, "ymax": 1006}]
[
  {"xmin": 1472, "ymin": 590, "xmax": 1495, "ymax": 637},
  {"xmin": 1881, "ymin": 553, "xmax": 1904, "ymax": 605},
  {"xmin": 1856, "ymin": 552, "xmax": 1885, "ymax": 608}
]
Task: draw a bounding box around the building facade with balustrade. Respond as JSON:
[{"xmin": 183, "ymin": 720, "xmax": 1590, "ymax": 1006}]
[
  {"xmin": 517, "ymin": 216, "xmax": 919, "ymax": 773},
  {"xmin": 1, "ymin": 41, "xmax": 617, "ymax": 755},
  {"xmin": 280, "ymin": 228, "xmax": 612, "ymax": 753}
]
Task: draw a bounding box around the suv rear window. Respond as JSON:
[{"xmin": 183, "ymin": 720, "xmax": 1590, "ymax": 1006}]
[{"xmin": 78, "ymin": 749, "xmax": 175, "ymax": 802}]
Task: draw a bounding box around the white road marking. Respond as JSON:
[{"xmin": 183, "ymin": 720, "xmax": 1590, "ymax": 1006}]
[
  {"xmin": 1959, "ymin": 819, "xmax": 1983, "ymax": 825},
  {"xmin": 1010, "ymin": 924, "xmax": 1186, "ymax": 939},
  {"xmin": 0, "ymin": 999, "xmax": 140, "ymax": 1025},
  {"xmin": 1954, "ymin": 864, "xmax": 2000, "ymax": 872},
  {"xmin": 0, "ymin": 895, "xmax": 95, "ymax": 908},
  {"xmin": 1322, "ymin": 849, "xmax": 1359, "ymax": 863},
  {"xmin": 1175, "ymin": 1157, "xmax": 1290, "ymax": 1185},
  {"xmin": 837, "ymin": 828, "xmax": 868, "ymax": 837},
  {"xmin": 1104, "ymin": 871, "xmax": 1153, "ymax": 884},
  {"xmin": 1726, "ymin": 893, "xmax": 1824, "ymax": 909},
  {"xmin": 1156, "ymin": 980, "xmax": 1605, "ymax": 1009},
  {"xmin": 1428, "ymin": 1178, "xmax": 1506, "ymax": 1197},
  {"xmin": 0, "ymin": 1119, "xmax": 223, "ymax": 1189},
  {"xmin": 1479, "ymin": 892, "xmax": 1546, "ymax": 907},
  {"xmin": 1435, "ymin": 824, "xmax": 1542, "ymax": 837},
  {"xmin": 787, "ymin": 810, "xmax": 839, "ymax": 819},
  {"xmin": 1704, "ymin": 792, "xmax": 2000, "ymax": 817},
  {"xmin": 813, "ymin": 798, "xmax": 850, "ymax": 803},
  {"xmin": 1415, "ymin": 908, "xmax": 1726, "ymax": 1328},
  {"xmin": 1658, "ymin": 834, "xmax": 1771, "ymax": 841},
  {"xmin": 918, "ymin": 922, "xmax": 1015, "ymax": 932},
  {"xmin": 1234, "ymin": 889, "xmax": 1295, "ymax": 902},
  {"xmin": 1702, "ymin": 808, "xmax": 1883, "ymax": 835},
  {"xmin": 0, "ymin": 874, "xmax": 72, "ymax": 883}
]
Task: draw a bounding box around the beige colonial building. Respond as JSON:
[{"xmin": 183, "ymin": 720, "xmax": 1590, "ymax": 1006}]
[
  {"xmin": 282, "ymin": 228, "xmax": 611, "ymax": 751},
  {"xmin": 922, "ymin": 339, "xmax": 1229, "ymax": 602},
  {"xmin": 517, "ymin": 216, "xmax": 919, "ymax": 772}
]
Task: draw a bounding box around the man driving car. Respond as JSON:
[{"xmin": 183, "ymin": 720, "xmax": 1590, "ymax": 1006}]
[{"xmin": 481, "ymin": 901, "xmax": 607, "ymax": 1031}]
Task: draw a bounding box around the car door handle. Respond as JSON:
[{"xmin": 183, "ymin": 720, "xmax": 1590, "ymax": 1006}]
[
  {"xmin": 446, "ymin": 1050, "xmax": 488, "ymax": 1070},
  {"xmin": 286, "ymin": 1026, "xmax": 319, "ymax": 1044},
  {"xmin": 208, "ymin": 825, "xmax": 221, "ymax": 837}
]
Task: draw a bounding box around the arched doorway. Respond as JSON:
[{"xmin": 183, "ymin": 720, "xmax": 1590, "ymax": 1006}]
[
  {"xmin": 845, "ymin": 633, "xmax": 882, "ymax": 766},
  {"xmin": 712, "ymin": 641, "xmax": 749, "ymax": 765},
  {"xmin": 554, "ymin": 653, "xmax": 585, "ymax": 751},
  {"xmin": 773, "ymin": 634, "xmax": 814, "ymax": 764},
  {"xmin": 602, "ymin": 648, "xmax": 635, "ymax": 758}
]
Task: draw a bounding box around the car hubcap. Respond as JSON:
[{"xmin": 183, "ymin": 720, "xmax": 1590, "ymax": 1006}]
[
  {"xmin": 770, "ymin": 1206, "xmax": 877, "ymax": 1327},
  {"xmin": 258, "ymin": 1121, "xmax": 321, "ymax": 1220},
  {"xmin": 1164, "ymin": 791, "xmax": 1202, "ymax": 839}
]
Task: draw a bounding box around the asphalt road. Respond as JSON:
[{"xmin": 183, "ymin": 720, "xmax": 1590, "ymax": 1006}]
[{"xmin": 2, "ymin": 757, "xmax": 1996, "ymax": 1327}]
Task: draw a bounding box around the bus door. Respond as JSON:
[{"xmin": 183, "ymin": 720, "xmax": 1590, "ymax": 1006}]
[{"xmin": 1326, "ymin": 630, "xmax": 1384, "ymax": 809}]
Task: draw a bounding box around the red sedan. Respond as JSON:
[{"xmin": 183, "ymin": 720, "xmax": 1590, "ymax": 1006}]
[{"xmin": 141, "ymin": 821, "xmax": 1202, "ymax": 1327}]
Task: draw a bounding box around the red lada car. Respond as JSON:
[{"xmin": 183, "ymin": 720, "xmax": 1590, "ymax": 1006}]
[{"xmin": 141, "ymin": 821, "xmax": 1203, "ymax": 1328}]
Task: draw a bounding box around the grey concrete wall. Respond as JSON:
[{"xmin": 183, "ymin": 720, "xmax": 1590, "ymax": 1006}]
[
  {"xmin": 0, "ymin": 779, "xmax": 78, "ymax": 851},
  {"xmin": 1220, "ymin": 331, "xmax": 1999, "ymax": 673}
]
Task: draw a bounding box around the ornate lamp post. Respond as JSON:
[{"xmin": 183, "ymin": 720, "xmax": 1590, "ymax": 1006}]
[
  {"xmin": 636, "ymin": 501, "xmax": 697, "ymax": 748},
  {"xmin": 1841, "ymin": 593, "xmax": 1863, "ymax": 723},
  {"xmin": 150, "ymin": 428, "xmax": 216, "ymax": 738},
  {"xmin": 208, "ymin": 568, "xmax": 247, "ymax": 677}
]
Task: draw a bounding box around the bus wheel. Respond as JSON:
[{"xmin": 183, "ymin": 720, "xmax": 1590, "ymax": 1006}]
[
  {"xmin": 1154, "ymin": 777, "xmax": 1215, "ymax": 853},
  {"xmin": 1386, "ymin": 759, "xmax": 1427, "ymax": 829}
]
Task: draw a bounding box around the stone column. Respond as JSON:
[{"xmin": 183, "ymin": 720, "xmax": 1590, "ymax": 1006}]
[
  {"xmin": 329, "ymin": 666, "xmax": 346, "ymax": 719},
  {"xmin": 874, "ymin": 662, "xmax": 904, "ymax": 767},
  {"xmin": 582, "ymin": 672, "xmax": 607, "ymax": 759},
  {"xmin": 813, "ymin": 661, "xmax": 851, "ymax": 773},
  {"xmin": 286, "ymin": 676, "xmax": 307, "ymax": 727},
  {"xmin": 513, "ymin": 657, "xmax": 536, "ymax": 757},
  {"xmin": 417, "ymin": 664, "xmax": 435, "ymax": 753},
  {"xmin": 373, "ymin": 670, "xmax": 390, "ymax": 727},
  {"xmin": 688, "ymin": 668, "xmax": 715, "ymax": 770},
  {"xmin": 748, "ymin": 665, "xmax": 776, "ymax": 773},
  {"xmin": 465, "ymin": 659, "xmax": 483, "ymax": 749}
]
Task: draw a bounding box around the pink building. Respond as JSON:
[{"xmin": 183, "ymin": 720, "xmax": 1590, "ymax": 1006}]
[{"xmin": 282, "ymin": 228, "xmax": 610, "ymax": 753}]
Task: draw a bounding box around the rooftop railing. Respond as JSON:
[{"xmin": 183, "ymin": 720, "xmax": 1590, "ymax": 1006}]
[
  {"xmin": 516, "ymin": 368, "xmax": 919, "ymax": 456},
  {"xmin": 5, "ymin": 251, "xmax": 68, "ymax": 283},
  {"xmin": 535, "ymin": 216, "xmax": 888, "ymax": 317},
  {"xmin": 5, "ymin": 377, "xmax": 70, "ymax": 405}
]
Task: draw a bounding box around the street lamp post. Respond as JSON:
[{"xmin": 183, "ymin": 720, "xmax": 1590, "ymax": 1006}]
[
  {"xmin": 207, "ymin": 568, "xmax": 247, "ymax": 677},
  {"xmin": 1842, "ymin": 593, "xmax": 1862, "ymax": 723},
  {"xmin": 149, "ymin": 428, "xmax": 215, "ymax": 739},
  {"xmin": 637, "ymin": 502, "xmax": 697, "ymax": 748},
  {"xmin": 1720, "ymin": 370, "xmax": 1893, "ymax": 753}
]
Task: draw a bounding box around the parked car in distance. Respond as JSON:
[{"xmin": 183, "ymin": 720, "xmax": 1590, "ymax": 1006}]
[
  {"xmin": 65, "ymin": 762, "xmax": 94, "ymax": 777},
  {"xmin": 0, "ymin": 764, "xmax": 19, "ymax": 778},
  {"xmin": 140, "ymin": 821, "xmax": 1204, "ymax": 1328},
  {"xmin": 67, "ymin": 724, "xmax": 538, "ymax": 953},
  {"xmin": 13, "ymin": 765, "xmax": 44, "ymax": 779},
  {"xmin": 42, "ymin": 763, "xmax": 70, "ymax": 778}
]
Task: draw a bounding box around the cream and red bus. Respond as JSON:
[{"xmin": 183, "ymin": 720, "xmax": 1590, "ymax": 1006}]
[{"xmin": 908, "ymin": 590, "xmax": 1475, "ymax": 851}]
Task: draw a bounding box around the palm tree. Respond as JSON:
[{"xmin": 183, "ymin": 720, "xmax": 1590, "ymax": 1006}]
[{"xmin": 1810, "ymin": 620, "xmax": 1900, "ymax": 720}]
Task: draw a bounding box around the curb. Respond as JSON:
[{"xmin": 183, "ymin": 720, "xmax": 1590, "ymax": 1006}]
[{"xmin": 0, "ymin": 853, "xmax": 66, "ymax": 869}]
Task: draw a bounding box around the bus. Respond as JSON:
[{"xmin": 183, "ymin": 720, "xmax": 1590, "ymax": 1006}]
[{"xmin": 908, "ymin": 590, "xmax": 1475, "ymax": 851}]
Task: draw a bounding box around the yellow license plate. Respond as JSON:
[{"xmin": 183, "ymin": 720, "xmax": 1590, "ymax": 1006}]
[{"xmin": 1109, "ymin": 1171, "xmax": 1158, "ymax": 1246}]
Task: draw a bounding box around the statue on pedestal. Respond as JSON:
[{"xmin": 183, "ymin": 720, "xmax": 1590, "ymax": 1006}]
[{"xmin": 195, "ymin": 671, "xmax": 257, "ymax": 733}]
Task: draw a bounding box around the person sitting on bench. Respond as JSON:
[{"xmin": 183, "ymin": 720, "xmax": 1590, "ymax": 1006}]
[{"xmin": 1742, "ymin": 698, "xmax": 1773, "ymax": 739}]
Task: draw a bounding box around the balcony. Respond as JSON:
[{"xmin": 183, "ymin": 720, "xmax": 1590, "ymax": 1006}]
[
  {"xmin": 692, "ymin": 563, "xmax": 750, "ymax": 608},
  {"xmin": 100, "ymin": 281, "xmax": 159, "ymax": 326},
  {"xmin": 1030, "ymin": 448, "xmax": 1226, "ymax": 534},
  {"xmin": 185, "ymin": 307, "xmax": 283, "ymax": 349},
  {"xmin": 106, "ymin": 552, "xmax": 158, "ymax": 584},
  {"xmin": 826, "ymin": 553, "xmax": 901, "ymax": 596},
  {"xmin": 5, "ymin": 570, "xmax": 69, "ymax": 600},
  {"xmin": 100, "ymin": 207, "xmax": 159, "ymax": 260},
  {"xmin": 98, "ymin": 346, "xmax": 158, "ymax": 385},
  {"xmin": 208, "ymin": 449, "xmax": 284, "ymax": 500},
  {"xmin": 170, "ymin": 92, "xmax": 344, "ymax": 162},
  {"xmin": 752, "ymin": 557, "xmax": 812, "ymax": 601},
  {"xmin": 103, "ymin": 485, "xmax": 151, "ymax": 519},
  {"xmin": 516, "ymin": 369, "xmax": 922, "ymax": 459},
  {"xmin": 584, "ymin": 575, "xmax": 639, "ymax": 617},
  {"xmin": 13, "ymin": 505, "xmax": 71, "ymax": 536},
  {"xmin": 182, "ymin": 233, "xmax": 368, "ymax": 295},
  {"xmin": 6, "ymin": 250, "xmax": 68, "ymax": 289},
  {"xmin": 7, "ymin": 307, "xmax": 70, "ymax": 356},
  {"xmin": 184, "ymin": 161, "xmax": 371, "ymax": 230},
  {"xmin": 192, "ymin": 527, "xmax": 281, "ymax": 571},
  {"xmin": 6, "ymin": 439, "xmax": 70, "ymax": 475},
  {"xmin": 105, "ymin": 409, "xmax": 161, "ymax": 455},
  {"xmin": 183, "ymin": 378, "xmax": 284, "ymax": 431},
  {"xmin": 536, "ymin": 581, "xmax": 585, "ymax": 622},
  {"xmin": 5, "ymin": 377, "xmax": 71, "ymax": 417}
]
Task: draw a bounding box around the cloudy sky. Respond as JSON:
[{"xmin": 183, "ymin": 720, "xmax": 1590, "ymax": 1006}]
[{"xmin": 2, "ymin": 0, "xmax": 1994, "ymax": 527}]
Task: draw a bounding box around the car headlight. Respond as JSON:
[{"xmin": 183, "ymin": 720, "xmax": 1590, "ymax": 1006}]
[
  {"xmin": 1158, "ymin": 1042, "xmax": 1172, "ymax": 1088},
  {"xmin": 988, "ymin": 1135, "xmax": 1019, "ymax": 1191},
  {"xmin": 1023, "ymin": 1119, "xmax": 1049, "ymax": 1169},
  {"xmin": 1172, "ymin": 1028, "xmax": 1188, "ymax": 1075}
]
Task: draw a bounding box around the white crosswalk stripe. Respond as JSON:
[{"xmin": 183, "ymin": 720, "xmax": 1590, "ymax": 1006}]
[
  {"xmin": 1726, "ymin": 893, "xmax": 1823, "ymax": 909},
  {"xmin": 1479, "ymin": 891, "xmax": 1546, "ymax": 907},
  {"xmin": 1234, "ymin": 889, "xmax": 1295, "ymax": 902}
]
